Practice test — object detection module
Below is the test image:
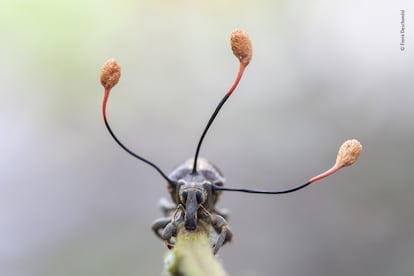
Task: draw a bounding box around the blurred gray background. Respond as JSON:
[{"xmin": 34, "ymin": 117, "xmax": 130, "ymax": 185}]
[{"xmin": 1, "ymin": 0, "xmax": 413, "ymax": 275}]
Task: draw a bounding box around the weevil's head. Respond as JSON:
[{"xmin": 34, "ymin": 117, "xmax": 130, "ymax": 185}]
[
  {"xmin": 178, "ymin": 180, "xmax": 208, "ymax": 231},
  {"xmin": 167, "ymin": 158, "xmax": 224, "ymax": 231}
]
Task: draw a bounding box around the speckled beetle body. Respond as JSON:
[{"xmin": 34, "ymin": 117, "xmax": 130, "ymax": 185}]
[{"xmin": 152, "ymin": 158, "xmax": 232, "ymax": 254}]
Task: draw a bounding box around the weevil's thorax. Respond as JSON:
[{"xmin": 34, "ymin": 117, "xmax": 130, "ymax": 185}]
[{"xmin": 168, "ymin": 158, "xmax": 225, "ymax": 209}]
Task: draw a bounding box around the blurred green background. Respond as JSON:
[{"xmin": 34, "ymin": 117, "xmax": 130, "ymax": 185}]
[{"xmin": 1, "ymin": 0, "xmax": 413, "ymax": 275}]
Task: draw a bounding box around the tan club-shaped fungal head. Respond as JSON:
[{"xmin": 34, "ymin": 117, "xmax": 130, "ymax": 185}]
[
  {"xmin": 230, "ymin": 29, "xmax": 253, "ymax": 66},
  {"xmin": 335, "ymin": 139, "xmax": 363, "ymax": 169},
  {"xmin": 100, "ymin": 59, "xmax": 121, "ymax": 90}
]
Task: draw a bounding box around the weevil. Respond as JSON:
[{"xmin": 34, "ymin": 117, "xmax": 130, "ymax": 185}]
[
  {"xmin": 151, "ymin": 158, "xmax": 231, "ymax": 254},
  {"xmin": 100, "ymin": 29, "xmax": 362, "ymax": 254}
]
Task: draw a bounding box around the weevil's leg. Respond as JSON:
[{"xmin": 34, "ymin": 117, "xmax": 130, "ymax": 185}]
[
  {"xmin": 151, "ymin": 217, "xmax": 172, "ymax": 240},
  {"xmin": 161, "ymin": 215, "xmax": 181, "ymax": 249},
  {"xmin": 158, "ymin": 197, "xmax": 177, "ymax": 217},
  {"xmin": 161, "ymin": 205, "xmax": 185, "ymax": 249},
  {"xmin": 200, "ymin": 206, "xmax": 233, "ymax": 254},
  {"xmin": 161, "ymin": 222, "xmax": 177, "ymax": 249},
  {"xmin": 211, "ymin": 214, "xmax": 233, "ymax": 254}
]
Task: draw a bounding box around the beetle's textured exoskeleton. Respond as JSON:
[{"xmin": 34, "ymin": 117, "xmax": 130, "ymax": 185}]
[
  {"xmin": 100, "ymin": 29, "xmax": 362, "ymax": 254},
  {"xmin": 152, "ymin": 158, "xmax": 231, "ymax": 254}
]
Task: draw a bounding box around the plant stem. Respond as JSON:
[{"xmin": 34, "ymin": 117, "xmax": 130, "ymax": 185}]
[{"xmin": 163, "ymin": 223, "xmax": 228, "ymax": 276}]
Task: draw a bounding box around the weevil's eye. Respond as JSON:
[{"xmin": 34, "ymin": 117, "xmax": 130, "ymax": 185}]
[
  {"xmin": 181, "ymin": 190, "xmax": 188, "ymax": 202},
  {"xmin": 196, "ymin": 191, "xmax": 203, "ymax": 204}
]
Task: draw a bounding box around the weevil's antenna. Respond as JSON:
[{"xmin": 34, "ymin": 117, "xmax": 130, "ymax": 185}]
[
  {"xmin": 213, "ymin": 139, "xmax": 362, "ymax": 194},
  {"xmin": 192, "ymin": 29, "xmax": 253, "ymax": 174},
  {"xmin": 100, "ymin": 59, "xmax": 174, "ymax": 186}
]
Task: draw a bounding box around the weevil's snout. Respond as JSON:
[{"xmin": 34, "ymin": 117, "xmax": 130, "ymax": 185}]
[
  {"xmin": 185, "ymin": 217, "xmax": 197, "ymax": 231},
  {"xmin": 182, "ymin": 189, "xmax": 204, "ymax": 231}
]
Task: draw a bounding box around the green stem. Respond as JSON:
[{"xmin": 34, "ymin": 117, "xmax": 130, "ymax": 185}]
[{"xmin": 163, "ymin": 223, "xmax": 228, "ymax": 276}]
